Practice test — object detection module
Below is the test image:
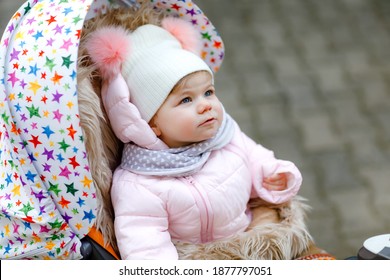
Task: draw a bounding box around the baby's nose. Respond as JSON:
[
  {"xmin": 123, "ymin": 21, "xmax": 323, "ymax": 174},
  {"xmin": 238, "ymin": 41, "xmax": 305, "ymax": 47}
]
[{"xmin": 197, "ymin": 98, "xmax": 212, "ymax": 113}]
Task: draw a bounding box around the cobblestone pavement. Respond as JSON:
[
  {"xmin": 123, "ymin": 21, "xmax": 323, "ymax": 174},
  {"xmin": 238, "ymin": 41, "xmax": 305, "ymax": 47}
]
[
  {"xmin": 196, "ymin": 0, "xmax": 390, "ymax": 259},
  {"xmin": 2, "ymin": 0, "xmax": 390, "ymax": 259}
]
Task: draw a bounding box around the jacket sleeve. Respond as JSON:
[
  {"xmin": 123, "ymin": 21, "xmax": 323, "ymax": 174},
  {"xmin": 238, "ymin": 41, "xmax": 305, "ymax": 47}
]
[
  {"xmin": 232, "ymin": 123, "xmax": 302, "ymax": 204},
  {"xmin": 111, "ymin": 169, "xmax": 178, "ymax": 260}
]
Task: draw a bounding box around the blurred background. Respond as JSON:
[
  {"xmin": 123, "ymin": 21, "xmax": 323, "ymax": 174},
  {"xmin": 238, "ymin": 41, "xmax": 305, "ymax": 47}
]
[{"xmin": 2, "ymin": 0, "xmax": 390, "ymax": 259}]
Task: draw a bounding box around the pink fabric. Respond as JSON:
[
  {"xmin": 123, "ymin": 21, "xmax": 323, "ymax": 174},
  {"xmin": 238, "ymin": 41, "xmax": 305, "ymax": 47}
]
[
  {"xmin": 111, "ymin": 121, "xmax": 302, "ymax": 260},
  {"xmin": 101, "ymin": 74, "xmax": 167, "ymax": 149},
  {"xmin": 86, "ymin": 26, "xmax": 168, "ymax": 146}
]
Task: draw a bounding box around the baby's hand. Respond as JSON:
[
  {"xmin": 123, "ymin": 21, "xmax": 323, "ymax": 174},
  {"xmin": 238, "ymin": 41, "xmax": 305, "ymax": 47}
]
[{"xmin": 263, "ymin": 173, "xmax": 288, "ymax": 191}]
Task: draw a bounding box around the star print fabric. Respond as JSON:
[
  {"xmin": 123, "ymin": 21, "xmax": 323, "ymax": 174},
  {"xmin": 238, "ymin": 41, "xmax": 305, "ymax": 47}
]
[
  {"xmin": 0, "ymin": 0, "xmax": 224, "ymax": 259},
  {"xmin": 149, "ymin": 0, "xmax": 225, "ymax": 73},
  {"xmin": 0, "ymin": 0, "xmax": 100, "ymax": 260}
]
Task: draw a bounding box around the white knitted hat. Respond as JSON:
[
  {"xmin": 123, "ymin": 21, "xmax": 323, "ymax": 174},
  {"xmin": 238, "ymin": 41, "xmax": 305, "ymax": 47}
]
[
  {"xmin": 122, "ymin": 20, "xmax": 213, "ymax": 122},
  {"xmin": 86, "ymin": 17, "xmax": 213, "ymax": 124}
]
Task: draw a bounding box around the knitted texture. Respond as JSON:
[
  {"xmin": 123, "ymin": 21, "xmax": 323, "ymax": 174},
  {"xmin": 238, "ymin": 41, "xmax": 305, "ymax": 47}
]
[{"xmin": 121, "ymin": 21, "xmax": 213, "ymax": 122}]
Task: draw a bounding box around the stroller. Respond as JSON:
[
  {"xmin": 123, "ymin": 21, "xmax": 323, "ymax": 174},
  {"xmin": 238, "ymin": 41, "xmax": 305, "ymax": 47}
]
[
  {"xmin": 1, "ymin": 0, "xmax": 337, "ymax": 260},
  {"xmin": 0, "ymin": 0, "xmax": 226, "ymax": 260}
]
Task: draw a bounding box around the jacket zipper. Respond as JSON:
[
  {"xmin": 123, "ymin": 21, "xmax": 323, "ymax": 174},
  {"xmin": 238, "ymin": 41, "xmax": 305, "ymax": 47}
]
[{"xmin": 184, "ymin": 176, "xmax": 214, "ymax": 243}]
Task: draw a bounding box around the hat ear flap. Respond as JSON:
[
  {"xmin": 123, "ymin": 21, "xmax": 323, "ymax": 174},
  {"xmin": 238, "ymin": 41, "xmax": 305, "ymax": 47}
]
[
  {"xmin": 161, "ymin": 17, "xmax": 202, "ymax": 55},
  {"xmin": 85, "ymin": 26, "xmax": 131, "ymax": 80}
]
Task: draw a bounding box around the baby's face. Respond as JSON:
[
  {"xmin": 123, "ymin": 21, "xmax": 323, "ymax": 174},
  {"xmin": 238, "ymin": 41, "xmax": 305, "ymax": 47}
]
[{"xmin": 150, "ymin": 71, "xmax": 223, "ymax": 148}]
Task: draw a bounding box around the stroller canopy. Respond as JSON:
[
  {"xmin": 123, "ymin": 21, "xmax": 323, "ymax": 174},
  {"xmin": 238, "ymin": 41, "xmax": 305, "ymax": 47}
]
[{"xmin": 0, "ymin": 0, "xmax": 224, "ymax": 259}]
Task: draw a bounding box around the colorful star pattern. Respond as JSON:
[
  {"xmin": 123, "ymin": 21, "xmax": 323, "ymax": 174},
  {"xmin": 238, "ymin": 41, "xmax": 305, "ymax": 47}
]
[
  {"xmin": 0, "ymin": 0, "xmax": 100, "ymax": 260},
  {"xmin": 150, "ymin": 0, "xmax": 224, "ymax": 73},
  {"xmin": 0, "ymin": 0, "xmax": 224, "ymax": 260}
]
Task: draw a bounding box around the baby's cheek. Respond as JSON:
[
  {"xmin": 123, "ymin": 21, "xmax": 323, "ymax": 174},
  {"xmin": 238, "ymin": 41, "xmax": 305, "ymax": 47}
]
[
  {"xmin": 175, "ymin": 117, "xmax": 196, "ymax": 137},
  {"xmin": 182, "ymin": 123, "xmax": 197, "ymax": 139}
]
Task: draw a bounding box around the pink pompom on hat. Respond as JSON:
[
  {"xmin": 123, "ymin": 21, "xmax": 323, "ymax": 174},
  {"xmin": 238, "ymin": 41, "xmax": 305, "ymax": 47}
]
[{"xmin": 87, "ymin": 17, "xmax": 213, "ymax": 123}]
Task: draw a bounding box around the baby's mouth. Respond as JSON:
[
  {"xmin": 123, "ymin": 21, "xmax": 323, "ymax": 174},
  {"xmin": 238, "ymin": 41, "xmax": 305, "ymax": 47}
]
[{"xmin": 199, "ymin": 117, "xmax": 216, "ymax": 126}]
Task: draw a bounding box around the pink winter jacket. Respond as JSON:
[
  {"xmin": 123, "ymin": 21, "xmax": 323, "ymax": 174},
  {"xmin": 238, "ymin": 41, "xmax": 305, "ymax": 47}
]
[{"xmin": 111, "ymin": 121, "xmax": 302, "ymax": 260}]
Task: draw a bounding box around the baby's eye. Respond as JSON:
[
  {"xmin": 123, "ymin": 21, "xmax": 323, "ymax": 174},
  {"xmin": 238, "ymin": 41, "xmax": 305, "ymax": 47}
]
[
  {"xmin": 180, "ymin": 97, "xmax": 192, "ymax": 104},
  {"xmin": 204, "ymin": 90, "xmax": 214, "ymax": 97}
]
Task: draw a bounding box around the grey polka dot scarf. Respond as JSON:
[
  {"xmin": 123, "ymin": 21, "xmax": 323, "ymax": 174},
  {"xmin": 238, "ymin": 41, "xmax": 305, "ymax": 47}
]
[{"xmin": 120, "ymin": 112, "xmax": 235, "ymax": 177}]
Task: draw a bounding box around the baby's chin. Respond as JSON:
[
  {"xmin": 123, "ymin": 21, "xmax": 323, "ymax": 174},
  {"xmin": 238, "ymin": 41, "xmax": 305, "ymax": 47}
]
[{"xmin": 199, "ymin": 129, "xmax": 220, "ymax": 142}]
